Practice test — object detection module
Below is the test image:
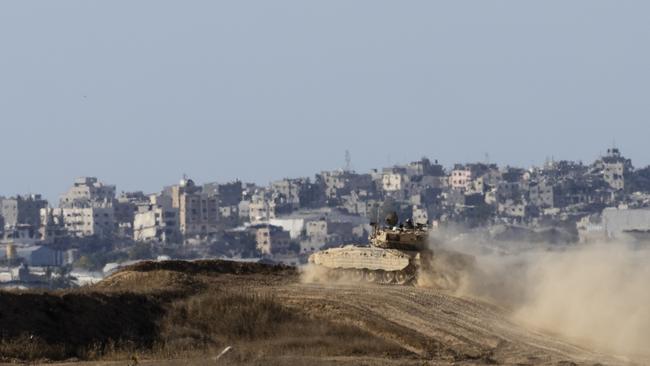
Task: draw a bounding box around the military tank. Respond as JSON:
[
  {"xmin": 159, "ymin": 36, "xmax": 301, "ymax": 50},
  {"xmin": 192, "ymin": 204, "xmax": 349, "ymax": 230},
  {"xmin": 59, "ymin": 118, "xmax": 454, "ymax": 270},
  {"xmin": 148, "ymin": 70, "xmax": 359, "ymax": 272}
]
[{"xmin": 307, "ymin": 212, "xmax": 432, "ymax": 285}]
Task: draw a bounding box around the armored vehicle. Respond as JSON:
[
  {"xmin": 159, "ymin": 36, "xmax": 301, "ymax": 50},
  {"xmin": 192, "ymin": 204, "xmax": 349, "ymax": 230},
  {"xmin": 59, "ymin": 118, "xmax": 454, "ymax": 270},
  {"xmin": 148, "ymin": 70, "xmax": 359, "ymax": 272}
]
[{"xmin": 307, "ymin": 212, "xmax": 432, "ymax": 285}]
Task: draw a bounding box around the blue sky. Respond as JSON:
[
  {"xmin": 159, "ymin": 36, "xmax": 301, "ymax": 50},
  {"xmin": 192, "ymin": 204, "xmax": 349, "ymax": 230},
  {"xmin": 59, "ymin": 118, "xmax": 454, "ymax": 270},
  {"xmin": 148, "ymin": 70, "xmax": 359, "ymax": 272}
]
[{"xmin": 1, "ymin": 1, "xmax": 649, "ymax": 201}]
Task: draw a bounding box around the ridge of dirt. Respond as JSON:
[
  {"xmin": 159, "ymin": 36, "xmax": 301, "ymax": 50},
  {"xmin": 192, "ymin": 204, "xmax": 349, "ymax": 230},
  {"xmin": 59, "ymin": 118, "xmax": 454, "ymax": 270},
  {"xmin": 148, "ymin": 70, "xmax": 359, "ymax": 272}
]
[
  {"xmin": 119, "ymin": 259, "xmax": 296, "ymax": 276},
  {"xmin": 93, "ymin": 269, "xmax": 205, "ymax": 293}
]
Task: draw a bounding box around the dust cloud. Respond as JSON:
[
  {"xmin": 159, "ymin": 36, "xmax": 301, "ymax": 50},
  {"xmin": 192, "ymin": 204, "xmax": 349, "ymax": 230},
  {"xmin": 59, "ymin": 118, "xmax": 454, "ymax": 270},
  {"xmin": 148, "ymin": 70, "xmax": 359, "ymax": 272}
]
[
  {"xmin": 300, "ymin": 263, "xmax": 366, "ymax": 286},
  {"xmin": 435, "ymin": 236, "xmax": 650, "ymax": 358},
  {"xmin": 300, "ymin": 263, "xmax": 331, "ymax": 284},
  {"xmin": 300, "ymin": 233, "xmax": 650, "ymax": 358}
]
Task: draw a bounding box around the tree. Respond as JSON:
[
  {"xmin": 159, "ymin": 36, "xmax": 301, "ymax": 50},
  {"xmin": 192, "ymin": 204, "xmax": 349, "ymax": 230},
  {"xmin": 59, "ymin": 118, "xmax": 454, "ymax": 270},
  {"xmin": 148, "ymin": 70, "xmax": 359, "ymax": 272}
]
[
  {"xmin": 128, "ymin": 243, "xmax": 153, "ymax": 260},
  {"xmin": 75, "ymin": 256, "xmax": 92, "ymax": 270}
]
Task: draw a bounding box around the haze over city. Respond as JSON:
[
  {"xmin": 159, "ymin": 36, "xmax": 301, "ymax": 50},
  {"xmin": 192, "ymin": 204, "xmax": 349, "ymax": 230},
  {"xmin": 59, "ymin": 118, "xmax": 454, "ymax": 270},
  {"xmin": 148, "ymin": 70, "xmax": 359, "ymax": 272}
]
[
  {"xmin": 4, "ymin": 2, "xmax": 650, "ymax": 365},
  {"xmin": 2, "ymin": 1, "xmax": 650, "ymax": 200}
]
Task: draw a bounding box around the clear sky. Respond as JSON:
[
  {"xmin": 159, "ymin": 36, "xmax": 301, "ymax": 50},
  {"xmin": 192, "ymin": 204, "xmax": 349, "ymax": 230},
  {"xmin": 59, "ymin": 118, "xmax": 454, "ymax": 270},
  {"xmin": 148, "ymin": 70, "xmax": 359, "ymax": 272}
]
[{"xmin": 1, "ymin": 1, "xmax": 649, "ymax": 201}]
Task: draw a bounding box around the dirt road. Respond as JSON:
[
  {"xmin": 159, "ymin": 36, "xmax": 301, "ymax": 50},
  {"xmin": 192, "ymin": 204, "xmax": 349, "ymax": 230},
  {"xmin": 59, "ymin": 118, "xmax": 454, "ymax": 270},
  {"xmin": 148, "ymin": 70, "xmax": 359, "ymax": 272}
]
[{"xmin": 274, "ymin": 282, "xmax": 633, "ymax": 365}]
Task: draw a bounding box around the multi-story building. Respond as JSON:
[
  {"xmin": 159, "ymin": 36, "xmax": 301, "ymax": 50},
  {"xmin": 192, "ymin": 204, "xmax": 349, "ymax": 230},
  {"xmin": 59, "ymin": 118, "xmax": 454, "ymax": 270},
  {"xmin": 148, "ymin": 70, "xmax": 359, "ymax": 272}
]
[
  {"xmin": 114, "ymin": 191, "xmax": 148, "ymax": 224},
  {"xmin": 59, "ymin": 177, "xmax": 116, "ymax": 208},
  {"xmin": 341, "ymin": 190, "xmax": 381, "ymax": 217},
  {"xmin": 405, "ymin": 158, "xmax": 445, "ymax": 177},
  {"xmin": 114, "ymin": 191, "xmax": 150, "ymax": 238},
  {"xmin": 270, "ymin": 178, "xmax": 304, "ymax": 209},
  {"xmin": 42, "ymin": 207, "xmax": 115, "ymax": 238},
  {"xmin": 304, "ymin": 220, "xmax": 360, "ymax": 251},
  {"xmin": 39, "ymin": 208, "xmax": 66, "ymax": 242},
  {"xmin": 449, "ymin": 166, "xmax": 472, "ymax": 190},
  {"xmin": 248, "ymin": 199, "xmax": 276, "ymax": 223},
  {"xmin": 382, "ymin": 171, "xmax": 410, "ymax": 192},
  {"xmin": 528, "ymin": 180, "xmax": 555, "ymax": 208},
  {"xmin": 42, "ymin": 177, "xmax": 118, "ymax": 239},
  {"xmin": 412, "ymin": 205, "xmax": 429, "ymax": 225},
  {"xmin": 448, "ymin": 163, "xmax": 500, "ymax": 191},
  {"xmin": 202, "ymin": 181, "xmax": 243, "ymax": 206},
  {"xmin": 316, "ymin": 170, "xmax": 375, "ymax": 203},
  {"xmin": 171, "ymin": 178, "xmax": 220, "ymax": 237},
  {"xmin": 267, "ymin": 207, "xmax": 369, "ymax": 249},
  {"xmin": 133, "ymin": 205, "xmax": 180, "ymax": 242},
  {"xmin": 254, "ymin": 225, "xmax": 292, "ymax": 255},
  {"xmin": 595, "ymin": 148, "xmax": 629, "ymax": 191},
  {"xmin": 0, "ymin": 194, "xmax": 48, "ymax": 229}
]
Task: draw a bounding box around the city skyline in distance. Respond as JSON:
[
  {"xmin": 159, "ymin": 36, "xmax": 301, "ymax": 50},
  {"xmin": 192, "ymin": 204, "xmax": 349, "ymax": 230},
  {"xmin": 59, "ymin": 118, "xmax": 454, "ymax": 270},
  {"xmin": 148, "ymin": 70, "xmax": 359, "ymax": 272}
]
[
  {"xmin": 0, "ymin": 144, "xmax": 639, "ymax": 203},
  {"xmin": 1, "ymin": 1, "xmax": 649, "ymax": 200}
]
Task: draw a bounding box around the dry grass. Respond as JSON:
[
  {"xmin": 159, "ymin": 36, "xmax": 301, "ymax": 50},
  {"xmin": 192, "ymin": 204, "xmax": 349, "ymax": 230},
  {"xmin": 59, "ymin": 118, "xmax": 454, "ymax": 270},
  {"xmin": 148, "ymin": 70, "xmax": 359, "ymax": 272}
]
[
  {"xmin": 0, "ymin": 335, "xmax": 67, "ymax": 361},
  {"xmin": 155, "ymin": 290, "xmax": 409, "ymax": 361},
  {"xmin": 162, "ymin": 291, "xmax": 293, "ymax": 341},
  {"xmin": 0, "ymin": 260, "xmax": 411, "ymax": 363},
  {"xmin": 121, "ymin": 259, "xmax": 296, "ymax": 277}
]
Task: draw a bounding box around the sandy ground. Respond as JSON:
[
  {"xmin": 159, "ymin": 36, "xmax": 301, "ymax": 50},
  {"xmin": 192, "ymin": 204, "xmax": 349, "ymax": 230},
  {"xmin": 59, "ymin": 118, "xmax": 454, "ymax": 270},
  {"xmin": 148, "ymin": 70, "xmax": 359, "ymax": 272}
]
[
  {"xmin": 274, "ymin": 283, "xmax": 633, "ymax": 365},
  {"xmin": 10, "ymin": 279, "xmax": 641, "ymax": 366}
]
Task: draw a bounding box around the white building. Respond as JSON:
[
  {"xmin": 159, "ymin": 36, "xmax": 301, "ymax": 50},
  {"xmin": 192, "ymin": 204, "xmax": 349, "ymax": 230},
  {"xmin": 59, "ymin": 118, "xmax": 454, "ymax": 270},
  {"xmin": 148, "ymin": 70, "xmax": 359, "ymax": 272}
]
[
  {"xmin": 412, "ymin": 205, "xmax": 429, "ymax": 225},
  {"xmin": 42, "ymin": 207, "xmax": 115, "ymax": 238},
  {"xmin": 269, "ymin": 208, "xmax": 370, "ymax": 240},
  {"xmin": 382, "ymin": 173, "xmax": 409, "ymax": 192},
  {"xmin": 249, "ymin": 200, "xmax": 276, "ymax": 223},
  {"xmin": 133, "ymin": 206, "xmax": 180, "ymax": 242},
  {"xmin": 602, "ymin": 207, "xmax": 650, "ymax": 239},
  {"xmin": 603, "ymin": 161, "xmax": 625, "ymax": 191},
  {"xmin": 449, "ymin": 168, "xmax": 472, "ymax": 190}
]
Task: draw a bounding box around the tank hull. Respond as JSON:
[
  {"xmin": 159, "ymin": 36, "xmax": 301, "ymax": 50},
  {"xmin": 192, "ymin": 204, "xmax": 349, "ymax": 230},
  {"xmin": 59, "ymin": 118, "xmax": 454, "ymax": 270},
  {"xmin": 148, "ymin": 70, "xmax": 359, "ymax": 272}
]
[{"xmin": 308, "ymin": 246, "xmax": 423, "ymax": 285}]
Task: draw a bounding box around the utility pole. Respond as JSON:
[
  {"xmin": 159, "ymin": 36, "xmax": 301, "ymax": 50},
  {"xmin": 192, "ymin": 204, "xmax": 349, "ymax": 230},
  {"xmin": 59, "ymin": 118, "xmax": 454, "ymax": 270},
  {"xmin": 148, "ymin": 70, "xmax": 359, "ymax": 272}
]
[{"xmin": 345, "ymin": 150, "xmax": 352, "ymax": 171}]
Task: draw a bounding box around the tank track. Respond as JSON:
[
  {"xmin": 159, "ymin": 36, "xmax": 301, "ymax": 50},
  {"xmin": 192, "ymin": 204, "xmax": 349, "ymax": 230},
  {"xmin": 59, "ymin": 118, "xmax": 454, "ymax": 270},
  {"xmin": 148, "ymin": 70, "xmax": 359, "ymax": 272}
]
[{"xmin": 329, "ymin": 265, "xmax": 417, "ymax": 285}]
